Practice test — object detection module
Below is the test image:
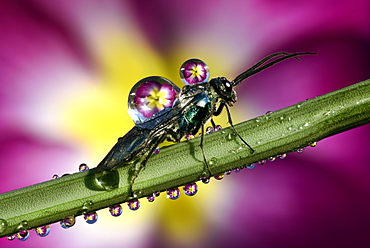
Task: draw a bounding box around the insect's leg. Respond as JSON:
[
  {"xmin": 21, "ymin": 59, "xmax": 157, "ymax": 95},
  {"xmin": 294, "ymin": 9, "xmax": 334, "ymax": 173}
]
[
  {"xmin": 213, "ymin": 102, "xmax": 225, "ymax": 117},
  {"xmin": 211, "ymin": 119, "xmax": 216, "ymax": 129},
  {"xmin": 224, "ymin": 104, "xmax": 255, "ymax": 153},
  {"xmin": 200, "ymin": 124, "xmax": 212, "ymax": 177},
  {"xmin": 130, "ymin": 137, "xmax": 164, "ymax": 197}
]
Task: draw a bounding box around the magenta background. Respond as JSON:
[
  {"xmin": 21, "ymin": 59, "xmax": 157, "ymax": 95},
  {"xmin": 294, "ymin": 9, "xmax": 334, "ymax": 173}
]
[{"xmin": 1, "ymin": 1, "xmax": 370, "ymax": 248}]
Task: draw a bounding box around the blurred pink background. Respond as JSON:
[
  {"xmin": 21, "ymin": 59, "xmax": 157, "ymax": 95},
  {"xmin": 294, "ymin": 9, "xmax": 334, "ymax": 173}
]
[{"xmin": 1, "ymin": 0, "xmax": 370, "ymax": 247}]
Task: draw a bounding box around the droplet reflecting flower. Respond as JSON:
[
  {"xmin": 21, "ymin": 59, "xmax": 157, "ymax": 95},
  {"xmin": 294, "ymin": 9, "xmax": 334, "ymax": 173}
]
[
  {"xmin": 16, "ymin": 229, "xmax": 29, "ymax": 241},
  {"xmin": 246, "ymin": 164, "xmax": 255, "ymax": 169},
  {"xmin": 185, "ymin": 134, "xmax": 195, "ymax": 140},
  {"xmin": 200, "ymin": 177, "xmax": 210, "ymax": 184},
  {"xmin": 34, "ymin": 225, "xmax": 50, "ymax": 237},
  {"xmin": 180, "ymin": 59, "xmax": 210, "ymax": 84},
  {"xmin": 183, "ymin": 183, "xmax": 198, "ymax": 196},
  {"xmin": 7, "ymin": 235, "xmax": 15, "ymax": 241},
  {"xmin": 109, "ymin": 205, "xmax": 123, "ymax": 217},
  {"xmin": 206, "ymin": 126, "xmax": 214, "ymax": 134},
  {"xmin": 84, "ymin": 212, "xmax": 98, "ymax": 224},
  {"xmin": 128, "ymin": 200, "xmax": 140, "ymax": 210},
  {"xmin": 147, "ymin": 196, "xmax": 155, "ymax": 202},
  {"xmin": 215, "ymin": 125, "xmax": 223, "ymax": 131},
  {"xmin": 60, "ymin": 216, "xmax": 76, "ymax": 229},
  {"xmin": 214, "ymin": 173, "xmax": 225, "ymax": 180},
  {"xmin": 128, "ymin": 77, "xmax": 179, "ymax": 123},
  {"xmin": 166, "ymin": 188, "xmax": 180, "ymax": 200},
  {"xmin": 79, "ymin": 163, "xmax": 89, "ymax": 172}
]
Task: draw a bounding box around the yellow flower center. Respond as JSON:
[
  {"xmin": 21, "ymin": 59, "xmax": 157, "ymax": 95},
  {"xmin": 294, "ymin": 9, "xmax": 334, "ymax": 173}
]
[
  {"xmin": 146, "ymin": 88, "xmax": 169, "ymax": 110},
  {"xmin": 190, "ymin": 65, "xmax": 202, "ymax": 78}
]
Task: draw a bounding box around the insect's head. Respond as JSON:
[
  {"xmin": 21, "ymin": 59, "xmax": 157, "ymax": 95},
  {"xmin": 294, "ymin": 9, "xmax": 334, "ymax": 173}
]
[{"xmin": 209, "ymin": 77, "xmax": 237, "ymax": 106}]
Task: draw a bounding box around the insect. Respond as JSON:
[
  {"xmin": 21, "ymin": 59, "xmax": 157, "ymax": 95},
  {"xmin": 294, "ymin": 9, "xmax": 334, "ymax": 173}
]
[{"xmin": 96, "ymin": 52, "xmax": 315, "ymax": 193}]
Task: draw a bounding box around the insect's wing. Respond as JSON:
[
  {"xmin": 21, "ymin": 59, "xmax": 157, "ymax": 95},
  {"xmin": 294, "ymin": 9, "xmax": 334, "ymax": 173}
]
[
  {"xmin": 128, "ymin": 76, "xmax": 180, "ymax": 124},
  {"xmin": 179, "ymin": 59, "xmax": 210, "ymax": 85}
]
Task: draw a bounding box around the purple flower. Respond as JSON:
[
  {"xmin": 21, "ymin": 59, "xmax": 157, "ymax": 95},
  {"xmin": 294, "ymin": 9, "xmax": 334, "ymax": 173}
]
[{"xmin": 134, "ymin": 80, "xmax": 177, "ymax": 118}]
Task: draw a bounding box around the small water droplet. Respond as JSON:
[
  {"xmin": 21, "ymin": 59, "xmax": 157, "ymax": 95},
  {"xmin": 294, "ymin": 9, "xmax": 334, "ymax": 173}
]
[
  {"xmin": 16, "ymin": 229, "xmax": 29, "ymax": 241},
  {"xmin": 215, "ymin": 125, "xmax": 222, "ymax": 131},
  {"xmin": 62, "ymin": 173, "xmax": 70, "ymax": 177},
  {"xmin": 296, "ymin": 148, "xmax": 304, "ymax": 153},
  {"xmin": 268, "ymin": 157, "xmax": 276, "ymax": 162},
  {"xmin": 82, "ymin": 201, "xmax": 93, "ymax": 214},
  {"xmin": 7, "ymin": 235, "xmax": 15, "ymax": 241},
  {"xmin": 258, "ymin": 160, "xmax": 266, "ymax": 165},
  {"xmin": 233, "ymin": 168, "xmax": 241, "ymax": 172},
  {"xmin": 214, "ymin": 173, "xmax": 225, "ymax": 180},
  {"xmin": 265, "ymin": 111, "xmax": 273, "ymax": 115},
  {"xmin": 185, "ymin": 134, "xmax": 195, "ymax": 140},
  {"xmin": 128, "ymin": 200, "xmax": 140, "ymax": 210},
  {"xmin": 246, "ymin": 164, "xmax": 255, "ymax": 169},
  {"xmin": 296, "ymin": 104, "xmax": 302, "ymax": 108},
  {"xmin": 0, "ymin": 219, "xmax": 8, "ymax": 234},
  {"xmin": 183, "ymin": 183, "xmax": 198, "ymax": 196},
  {"xmin": 60, "ymin": 216, "xmax": 76, "ymax": 229},
  {"xmin": 84, "ymin": 212, "xmax": 98, "ymax": 224},
  {"xmin": 79, "ymin": 163, "xmax": 89, "ymax": 172},
  {"xmin": 52, "ymin": 174, "xmax": 59, "ymax": 179},
  {"xmin": 225, "ymin": 170, "xmax": 232, "ymax": 175},
  {"xmin": 278, "ymin": 154, "xmax": 287, "ymax": 159},
  {"xmin": 109, "ymin": 205, "xmax": 123, "ymax": 217},
  {"xmin": 153, "ymin": 191, "xmax": 161, "ymax": 197},
  {"xmin": 310, "ymin": 141, "xmax": 317, "ymax": 147},
  {"xmin": 200, "ymin": 177, "xmax": 210, "ymax": 184},
  {"xmin": 209, "ymin": 157, "xmax": 218, "ymax": 166},
  {"xmin": 132, "ymin": 190, "xmax": 142, "ymax": 198},
  {"xmin": 34, "ymin": 225, "xmax": 50, "ymax": 237},
  {"xmin": 147, "ymin": 196, "xmax": 155, "ymax": 202},
  {"xmin": 287, "ymin": 126, "xmax": 296, "ymax": 132},
  {"xmin": 206, "ymin": 126, "xmax": 214, "ymax": 134},
  {"xmin": 153, "ymin": 147, "xmax": 160, "ymax": 154},
  {"xmin": 226, "ymin": 132, "xmax": 236, "ymax": 141},
  {"xmin": 166, "ymin": 188, "xmax": 180, "ymax": 200}
]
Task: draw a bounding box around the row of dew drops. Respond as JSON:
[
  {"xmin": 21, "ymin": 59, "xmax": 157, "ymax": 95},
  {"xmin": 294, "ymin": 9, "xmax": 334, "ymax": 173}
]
[{"xmin": 5, "ymin": 117, "xmax": 318, "ymax": 241}]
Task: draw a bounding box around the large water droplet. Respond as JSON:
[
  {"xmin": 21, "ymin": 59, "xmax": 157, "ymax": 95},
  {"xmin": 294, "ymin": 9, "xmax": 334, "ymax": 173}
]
[
  {"xmin": 94, "ymin": 170, "xmax": 119, "ymax": 191},
  {"xmin": 109, "ymin": 205, "xmax": 123, "ymax": 217},
  {"xmin": 0, "ymin": 218, "xmax": 8, "ymax": 234},
  {"xmin": 60, "ymin": 216, "xmax": 76, "ymax": 229},
  {"xmin": 79, "ymin": 163, "xmax": 89, "ymax": 172},
  {"xmin": 166, "ymin": 188, "xmax": 180, "ymax": 200},
  {"xmin": 16, "ymin": 229, "xmax": 29, "ymax": 241},
  {"xmin": 127, "ymin": 200, "xmax": 140, "ymax": 211},
  {"xmin": 183, "ymin": 183, "xmax": 198, "ymax": 196},
  {"xmin": 84, "ymin": 212, "xmax": 98, "ymax": 224},
  {"xmin": 34, "ymin": 225, "xmax": 50, "ymax": 237}
]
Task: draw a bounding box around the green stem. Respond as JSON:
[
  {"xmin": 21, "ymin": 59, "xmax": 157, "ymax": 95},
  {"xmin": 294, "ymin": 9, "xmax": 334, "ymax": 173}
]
[{"xmin": 1, "ymin": 79, "xmax": 370, "ymax": 238}]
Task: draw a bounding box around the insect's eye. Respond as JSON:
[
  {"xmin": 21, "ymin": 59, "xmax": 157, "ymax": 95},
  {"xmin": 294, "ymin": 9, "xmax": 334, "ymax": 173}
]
[{"xmin": 180, "ymin": 59, "xmax": 210, "ymax": 85}]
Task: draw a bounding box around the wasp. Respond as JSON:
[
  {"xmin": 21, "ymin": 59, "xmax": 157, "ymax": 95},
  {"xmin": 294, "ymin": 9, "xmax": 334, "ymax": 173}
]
[{"xmin": 96, "ymin": 52, "xmax": 315, "ymax": 193}]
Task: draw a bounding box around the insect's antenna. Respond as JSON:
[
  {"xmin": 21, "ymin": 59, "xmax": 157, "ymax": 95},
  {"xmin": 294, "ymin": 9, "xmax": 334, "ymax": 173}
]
[{"xmin": 232, "ymin": 52, "xmax": 316, "ymax": 86}]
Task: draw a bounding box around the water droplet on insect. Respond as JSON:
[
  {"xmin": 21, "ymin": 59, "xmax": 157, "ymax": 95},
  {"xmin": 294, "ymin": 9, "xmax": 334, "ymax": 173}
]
[
  {"xmin": 84, "ymin": 212, "xmax": 98, "ymax": 224},
  {"xmin": 183, "ymin": 183, "xmax": 198, "ymax": 196},
  {"xmin": 200, "ymin": 177, "xmax": 210, "ymax": 184},
  {"xmin": 79, "ymin": 163, "xmax": 89, "ymax": 172},
  {"xmin": 7, "ymin": 235, "xmax": 15, "ymax": 241},
  {"xmin": 128, "ymin": 200, "xmax": 140, "ymax": 210},
  {"xmin": 60, "ymin": 216, "xmax": 76, "ymax": 229},
  {"xmin": 109, "ymin": 205, "xmax": 123, "ymax": 217},
  {"xmin": 258, "ymin": 160, "xmax": 266, "ymax": 165},
  {"xmin": 278, "ymin": 154, "xmax": 287, "ymax": 159},
  {"xmin": 268, "ymin": 157, "xmax": 276, "ymax": 162},
  {"xmin": 186, "ymin": 134, "xmax": 195, "ymax": 140},
  {"xmin": 0, "ymin": 219, "xmax": 8, "ymax": 234},
  {"xmin": 206, "ymin": 126, "xmax": 214, "ymax": 134},
  {"xmin": 246, "ymin": 164, "xmax": 255, "ymax": 169},
  {"xmin": 214, "ymin": 173, "xmax": 225, "ymax": 180},
  {"xmin": 16, "ymin": 229, "xmax": 29, "ymax": 241},
  {"xmin": 34, "ymin": 225, "xmax": 50, "ymax": 237},
  {"xmin": 166, "ymin": 188, "xmax": 180, "ymax": 200},
  {"xmin": 52, "ymin": 174, "xmax": 59, "ymax": 179},
  {"xmin": 147, "ymin": 196, "xmax": 155, "ymax": 202},
  {"xmin": 215, "ymin": 125, "xmax": 222, "ymax": 131},
  {"xmin": 153, "ymin": 147, "xmax": 160, "ymax": 154},
  {"xmin": 296, "ymin": 148, "xmax": 304, "ymax": 153},
  {"xmin": 310, "ymin": 141, "xmax": 317, "ymax": 147},
  {"xmin": 94, "ymin": 169, "xmax": 119, "ymax": 191}
]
